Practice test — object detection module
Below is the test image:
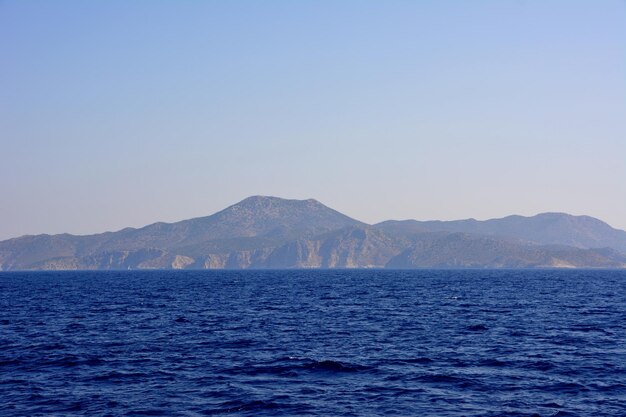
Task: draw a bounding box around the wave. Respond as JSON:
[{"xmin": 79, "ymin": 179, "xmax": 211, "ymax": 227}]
[
  {"xmin": 466, "ymin": 324, "xmax": 489, "ymax": 331},
  {"xmin": 226, "ymin": 357, "xmax": 372, "ymax": 377},
  {"xmin": 200, "ymin": 399, "xmax": 309, "ymax": 415}
]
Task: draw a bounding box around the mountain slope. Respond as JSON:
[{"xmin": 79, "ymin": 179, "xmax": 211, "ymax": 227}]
[
  {"xmin": 386, "ymin": 233, "xmax": 626, "ymax": 269},
  {"xmin": 94, "ymin": 195, "xmax": 364, "ymax": 251},
  {"xmin": 376, "ymin": 213, "xmax": 626, "ymax": 253},
  {"xmin": 264, "ymin": 225, "xmax": 407, "ymax": 269}
]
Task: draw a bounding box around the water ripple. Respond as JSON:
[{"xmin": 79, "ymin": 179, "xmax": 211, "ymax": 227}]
[{"xmin": 1, "ymin": 269, "xmax": 626, "ymax": 416}]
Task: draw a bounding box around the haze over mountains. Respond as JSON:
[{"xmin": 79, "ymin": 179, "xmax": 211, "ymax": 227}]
[{"xmin": 1, "ymin": 196, "xmax": 625, "ymax": 270}]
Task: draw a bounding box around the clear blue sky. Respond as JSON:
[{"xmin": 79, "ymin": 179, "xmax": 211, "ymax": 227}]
[{"xmin": 1, "ymin": 0, "xmax": 625, "ymax": 239}]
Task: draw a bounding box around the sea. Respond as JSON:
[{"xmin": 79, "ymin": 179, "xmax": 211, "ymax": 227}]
[{"xmin": 1, "ymin": 270, "xmax": 625, "ymax": 417}]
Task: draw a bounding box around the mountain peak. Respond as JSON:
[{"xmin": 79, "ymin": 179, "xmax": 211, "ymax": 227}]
[
  {"xmin": 223, "ymin": 196, "xmax": 332, "ymax": 217},
  {"xmin": 184, "ymin": 195, "xmax": 363, "ymax": 242},
  {"xmin": 235, "ymin": 195, "xmax": 321, "ymax": 206}
]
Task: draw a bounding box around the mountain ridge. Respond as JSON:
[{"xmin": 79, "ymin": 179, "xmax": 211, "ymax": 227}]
[
  {"xmin": 376, "ymin": 211, "xmax": 626, "ymax": 253},
  {"xmin": 1, "ymin": 196, "xmax": 625, "ymax": 270}
]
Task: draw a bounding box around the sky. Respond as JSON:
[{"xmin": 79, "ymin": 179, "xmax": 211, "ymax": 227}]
[{"xmin": 1, "ymin": 0, "xmax": 625, "ymax": 240}]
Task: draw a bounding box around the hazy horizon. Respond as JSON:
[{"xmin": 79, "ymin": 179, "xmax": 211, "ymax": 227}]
[{"xmin": 2, "ymin": 1, "xmax": 625, "ymax": 240}]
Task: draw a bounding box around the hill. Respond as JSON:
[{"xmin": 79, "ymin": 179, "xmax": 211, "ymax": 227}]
[{"xmin": 376, "ymin": 213, "xmax": 626, "ymax": 253}]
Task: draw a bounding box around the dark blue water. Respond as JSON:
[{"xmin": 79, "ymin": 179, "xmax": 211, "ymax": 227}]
[{"xmin": 1, "ymin": 270, "xmax": 626, "ymax": 416}]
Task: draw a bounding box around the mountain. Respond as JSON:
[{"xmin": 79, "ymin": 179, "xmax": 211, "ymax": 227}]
[
  {"xmin": 1, "ymin": 196, "xmax": 625, "ymax": 270},
  {"xmin": 0, "ymin": 196, "xmax": 363, "ymax": 270},
  {"xmin": 386, "ymin": 233, "xmax": 626, "ymax": 269},
  {"xmin": 376, "ymin": 212, "xmax": 626, "ymax": 253}
]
